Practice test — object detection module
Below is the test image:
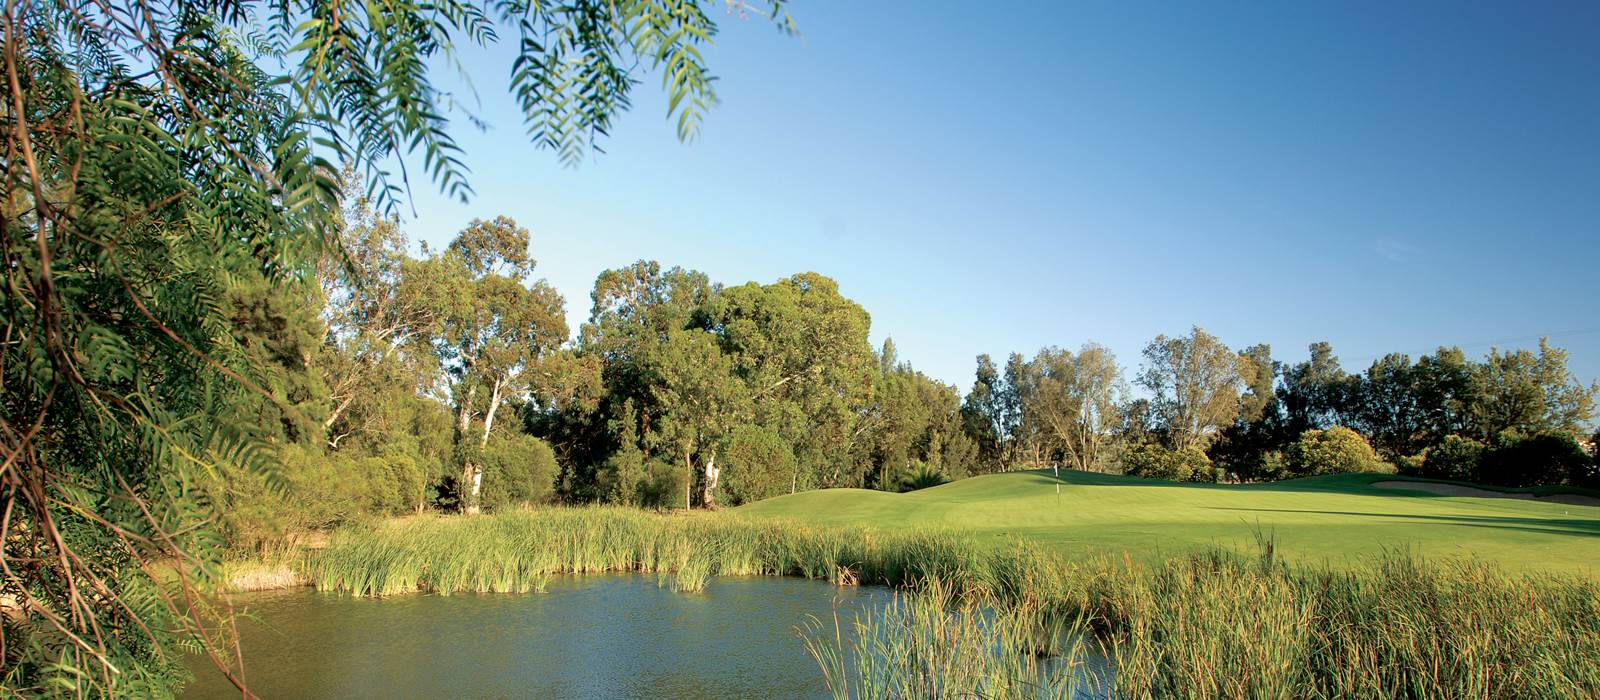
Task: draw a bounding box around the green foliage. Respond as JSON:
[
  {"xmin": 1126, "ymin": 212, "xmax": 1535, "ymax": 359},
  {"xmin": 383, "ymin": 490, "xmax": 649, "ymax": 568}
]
[
  {"xmin": 1138, "ymin": 327, "xmax": 1248, "ymax": 451},
  {"xmin": 1477, "ymin": 431, "xmax": 1591, "ymax": 489},
  {"xmin": 2, "ymin": 0, "xmax": 798, "ymax": 690},
  {"xmin": 1415, "ymin": 435, "xmax": 1486, "ymax": 481},
  {"xmin": 479, "ymin": 433, "xmax": 560, "ymax": 510},
  {"xmin": 720, "ymin": 424, "xmax": 796, "ymax": 505},
  {"xmin": 1285, "ymin": 426, "xmax": 1385, "ymax": 476},
  {"xmin": 895, "ymin": 461, "xmax": 951, "ymax": 492},
  {"xmin": 1122, "ymin": 444, "xmax": 1217, "ymax": 482},
  {"xmin": 641, "ymin": 458, "xmax": 689, "ymax": 510},
  {"xmin": 1472, "ymin": 341, "xmax": 1597, "ymax": 438}
]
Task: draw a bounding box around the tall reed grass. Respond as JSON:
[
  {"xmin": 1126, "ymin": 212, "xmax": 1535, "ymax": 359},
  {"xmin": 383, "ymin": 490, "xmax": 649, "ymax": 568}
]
[{"xmin": 304, "ymin": 507, "xmax": 1600, "ymax": 698}]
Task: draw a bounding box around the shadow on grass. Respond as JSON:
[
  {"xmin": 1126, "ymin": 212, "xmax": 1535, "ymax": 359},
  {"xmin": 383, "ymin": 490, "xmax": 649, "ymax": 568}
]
[
  {"xmin": 1024, "ymin": 468, "xmax": 1600, "ymax": 502},
  {"xmin": 1206, "ymin": 507, "xmax": 1600, "ymax": 538}
]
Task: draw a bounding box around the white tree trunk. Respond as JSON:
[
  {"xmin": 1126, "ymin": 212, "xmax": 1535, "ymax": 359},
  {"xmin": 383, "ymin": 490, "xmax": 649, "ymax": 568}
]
[
  {"xmin": 457, "ymin": 383, "xmax": 477, "ymax": 434},
  {"xmin": 683, "ymin": 446, "xmax": 694, "ymax": 510},
  {"xmin": 482, "ymin": 376, "xmax": 506, "ymax": 447},
  {"xmin": 702, "ymin": 451, "xmax": 719, "ymax": 509}
]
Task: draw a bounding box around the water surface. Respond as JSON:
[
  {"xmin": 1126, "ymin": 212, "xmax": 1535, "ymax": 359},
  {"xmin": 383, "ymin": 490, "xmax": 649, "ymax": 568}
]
[{"xmin": 183, "ymin": 575, "xmax": 886, "ymax": 699}]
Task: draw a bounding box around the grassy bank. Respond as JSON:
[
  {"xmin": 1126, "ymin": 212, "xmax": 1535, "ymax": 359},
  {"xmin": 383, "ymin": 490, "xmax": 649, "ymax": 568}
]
[
  {"xmin": 305, "ymin": 507, "xmax": 1600, "ymax": 698},
  {"xmin": 739, "ymin": 470, "xmax": 1600, "ymax": 574}
]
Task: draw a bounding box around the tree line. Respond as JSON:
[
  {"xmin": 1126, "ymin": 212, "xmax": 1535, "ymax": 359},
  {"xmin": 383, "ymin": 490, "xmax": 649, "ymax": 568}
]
[
  {"xmin": 222, "ymin": 193, "xmax": 981, "ymax": 544},
  {"xmin": 962, "ymin": 328, "xmax": 1598, "ymax": 487},
  {"xmin": 218, "ymin": 197, "xmax": 1600, "ymax": 554}
]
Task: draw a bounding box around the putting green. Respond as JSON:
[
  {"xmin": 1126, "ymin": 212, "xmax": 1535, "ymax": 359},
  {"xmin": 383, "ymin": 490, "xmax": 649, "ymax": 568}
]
[{"xmin": 737, "ymin": 471, "xmax": 1600, "ymax": 575}]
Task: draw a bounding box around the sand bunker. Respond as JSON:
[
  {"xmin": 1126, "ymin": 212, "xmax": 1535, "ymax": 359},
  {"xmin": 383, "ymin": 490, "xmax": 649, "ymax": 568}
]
[{"xmin": 1372, "ymin": 481, "xmax": 1600, "ymax": 508}]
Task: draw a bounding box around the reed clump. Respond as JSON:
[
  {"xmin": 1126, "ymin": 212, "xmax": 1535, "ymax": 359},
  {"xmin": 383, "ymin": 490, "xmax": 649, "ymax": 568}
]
[{"xmin": 305, "ymin": 506, "xmax": 1600, "ymax": 698}]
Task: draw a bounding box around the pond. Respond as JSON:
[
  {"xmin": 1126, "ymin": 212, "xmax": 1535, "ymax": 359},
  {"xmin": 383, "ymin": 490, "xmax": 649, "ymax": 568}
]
[{"xmin": 182, "ymin": 575, "xmax": 1110, "ymax": 699}]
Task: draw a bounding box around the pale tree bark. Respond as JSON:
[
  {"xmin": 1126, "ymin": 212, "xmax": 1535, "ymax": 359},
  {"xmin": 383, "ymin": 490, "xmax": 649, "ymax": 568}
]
[
  {"xmin": 701, "ymin": 451, "xmax": 719, "ymax": 509},
  {"xmin": 481, "ymin": 376, "xmax": 507, "ymax": 447},
  {"xmin": 457, "ymin": 383, "xmax": 481, "ymax": 514},
  {"xmin": 683, "ymin": 444, "xmax": 694, "ymax": 510},
  {"xmin": 462, "ymin": 376, "xmax": 510, "ymax": 515}
]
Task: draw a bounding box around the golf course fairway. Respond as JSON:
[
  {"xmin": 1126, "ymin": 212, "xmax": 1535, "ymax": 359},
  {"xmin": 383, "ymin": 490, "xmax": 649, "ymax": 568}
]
[{"xmin": 737, "ymin": 471, "xmax": 1600, "ymax": 575}]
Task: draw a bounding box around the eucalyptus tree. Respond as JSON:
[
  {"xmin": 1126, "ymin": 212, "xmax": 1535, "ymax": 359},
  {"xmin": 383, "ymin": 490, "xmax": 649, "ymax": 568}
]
[
  {"xmin": 962, "ymin": 354, "xmax": 1017, "ymax": 470},
  {"xmin": 1058, "ymin": 344, "xmax": 1125, "ymax": 473},
  {"xmin": 566, "ymin": 261, "xmax": 717, "ymax": 498},
  {"xmin": 318, "ymin": 183, "xmax": 445, "ymax": 447},
  {"xmin": 1137, "ymin": 327, "xmax": 1248, "ymax": 451},
  {"xmin": 1, "ymin": 0, "xmax": 794, "ymax": 692},
  {"xmin": 645, "ymin": 328, "xmax": 748, "ymax": 509},
  {"xmin": 1279, "ymin": 342, "xmax": 1350, "ymax": 435},
  {"xmin": 429, "ymin": 217, "xmax": 566, "ymax": 514},
  {"xmin": 711, "ymin": 273, "xmax": 876, "ymax": 489},
  {"xmin": 1471, "ymin": 339, "xmax": 1596, "ymax": 439}
]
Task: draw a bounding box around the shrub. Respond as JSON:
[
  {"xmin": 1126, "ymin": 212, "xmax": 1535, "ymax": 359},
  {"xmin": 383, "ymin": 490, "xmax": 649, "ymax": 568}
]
[
  {"xmin": 1416, "ymin": 435, "xmax": 1485, "ymax": 481},
  {"xmin": 720, "ymin": 424, "xmax": 796, "ymax": 504},
  {"xmin": 1395, "ymin": 453, "xmax": 1426, "ymax": 477},
  {"xmin": 1123, "ymin": 444, "xmax": 1216, "ymax": 482},
  {"xmin": 1285, "ymin": 426, "xmax": 1383, "ymax": 476},
  {"xmin": 1477, "ymin": 431, "xmax": 1589, "ymax": 489},
  {"xmin": 479, "ymin": 433, "xmax": 560, "ymax": 510},
  {"xmin": 897, "ymin": 460, "xmax": 950, "ymax": 492},
  {"xmin": 598, "ymin": 442, "xmax": 647, "ymax": 506},
  {"xmin": 641, "ymin": 457, "xmax": 688, "ymax": 509}
]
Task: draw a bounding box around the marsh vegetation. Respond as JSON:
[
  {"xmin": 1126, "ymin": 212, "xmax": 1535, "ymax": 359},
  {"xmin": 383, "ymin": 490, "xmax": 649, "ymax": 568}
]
[{"xmin": 284, "ymin": 506, "xmax": 1600, "ymax": 698}]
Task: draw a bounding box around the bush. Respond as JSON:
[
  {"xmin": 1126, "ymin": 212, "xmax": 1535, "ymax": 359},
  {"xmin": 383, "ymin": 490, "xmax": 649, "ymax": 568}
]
[
  {"xmin": 1122, "ymin": 444, "xmax": 1216, "ymax": 482},
  {"xmin": 598, "ymin": 442, "xmax": 647, "ymax": 506},
  {"xmin": 1285, "ymin": 426, "xmax": 1383, "ymax": 476},
  {"xmin": 1477, "ymin": 431, "xmax": 1589, "ymax": 489},
  {"xmin": 720, "ymin": 424, "xmax": 796, "ymax": 505},
  {"xmin": 479, "ymin": 432, "xmax": 560, "ymax": 510},
  {"xmin": 641, "ymin": 457, "xmax": 688, "ymax": 509},
  {"xmin": 896, "ymin": 460, "xmax": 950, "ymax": 492},
  {"xmin": 1416, "ymin": 435, "xmax": 1485, "ymax": 481}
]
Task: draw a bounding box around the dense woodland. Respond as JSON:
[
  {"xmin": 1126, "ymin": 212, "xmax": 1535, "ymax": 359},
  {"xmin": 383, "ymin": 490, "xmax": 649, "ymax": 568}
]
[{"xmin": 208, "ymin": 193, "xmax": 1600, "ymax": 554}]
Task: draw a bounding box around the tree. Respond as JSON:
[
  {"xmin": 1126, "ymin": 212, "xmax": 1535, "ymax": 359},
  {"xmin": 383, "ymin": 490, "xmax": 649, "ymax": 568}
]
[
  {"xmin": 1208, "ymin": 344, "xmax": 1287, "ymax": 482},
  {"xmin": 0, "ymin": 0, "xmax": 794, "ymax": 690},
  {"xmin": 720, "ymin": 424, "xmax": 796, "ymax": 505},
  {"xmin": 864, "ymin": 345, "xmax": 974, "ymax": 489},
  {"xmin": 1284, "ymin": 427, "xmax": 1386, "ymax": 476},
  {"xmin": 1137, "ymin": 327, "xmax": 1247, "ymax": 451},
  {"xmin": 596, "ymin": 400, "xmax": 648, "ymax": 505},
  {"xmin": 1346, "ymin": 353, "xmax": 1426, "ymax": 460},
  {"xmin": 962, "ymin": 354, "xmax": 1012, "ymax": 470},
  {"xmin": 1017, "ymin": 345, "xmax": 1125, "ymax": 473},
  {"xmin": 1415, "ymin": 435, "xmax": 1485, "ymax": 481},
  {"xmin": 1477, "ymin": 432, "xmax": 1590, "ymax": 489},
  {"xmin": 1411, "ymin": 347, "xmax": 1477, "ymax": 441},
  {"xmin": 427, "ymin": 217, "xmax": 567, "ymax": 513},
  {"xmin": 479, "ymin": 433, "xmax": 561, "ymax": 511},
  {"xmin": 1472, "ymin": 340, "xmax": 1597, "ymax": 439},
  {"xmin": 1122, "ymin": 445, "xmax": 1216, "ymax": 482},
  {"xmin": 318, "ymin": 181, "xmax": 446, "ymax": 447},
  {"xmin": 646, "ymin": 329, "xmax": 748, "ymax": 509},
  {"xmin": 710, "ymin": 273, "xmax": 875, "ymax": 489}
]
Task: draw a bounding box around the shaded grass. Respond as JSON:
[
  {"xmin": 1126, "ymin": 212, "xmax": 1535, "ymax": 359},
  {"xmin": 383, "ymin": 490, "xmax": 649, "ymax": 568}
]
[{"xmin": 306, "ymin": 506, "xmax": 1600, "ymax": 698}]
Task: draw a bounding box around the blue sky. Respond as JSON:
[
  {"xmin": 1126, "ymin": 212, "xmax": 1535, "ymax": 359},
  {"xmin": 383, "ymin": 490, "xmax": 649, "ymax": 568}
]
[{"xmin": 398, "ymin": 1, "xmax": 1600, "ymax": 391}]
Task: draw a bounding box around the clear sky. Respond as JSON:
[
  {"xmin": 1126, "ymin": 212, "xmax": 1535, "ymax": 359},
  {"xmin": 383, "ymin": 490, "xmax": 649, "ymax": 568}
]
[{"xmin": 398, "ymin": 1, "xmax": 1600, "ymax": 391}]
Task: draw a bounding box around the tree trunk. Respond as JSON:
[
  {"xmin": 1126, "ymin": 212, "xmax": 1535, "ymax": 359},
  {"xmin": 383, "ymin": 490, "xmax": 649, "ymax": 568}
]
[
  {"xmin": 481, "ymin": 376, "xmax": 505, "ymax": 447},
  {"xmin": 463, "ymin": 460, "xmax": 482, "ymax": 515},
  {"xmin": 683, "ymin": 445, "xmax": 693, "ymax": 510},
  {"xmin": 702, "ymin": 451, "xmax": 719, "ymax": 509}
]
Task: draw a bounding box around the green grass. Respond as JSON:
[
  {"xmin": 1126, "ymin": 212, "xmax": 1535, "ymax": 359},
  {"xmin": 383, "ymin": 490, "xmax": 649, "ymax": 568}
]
[{"xmin": 736, "ymin": 470, "xmax": 1600, "ymax": 574}]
